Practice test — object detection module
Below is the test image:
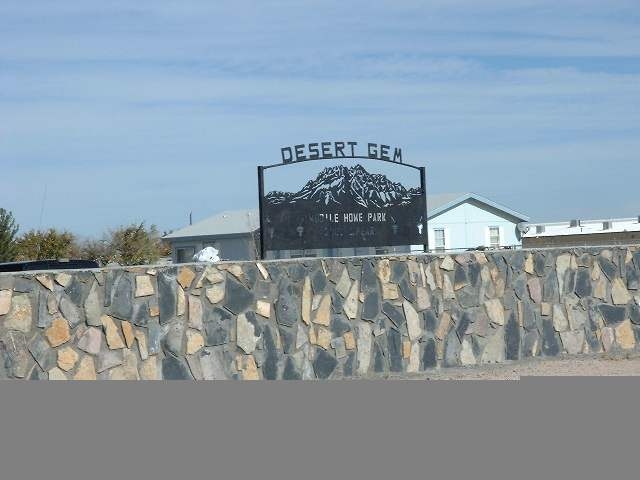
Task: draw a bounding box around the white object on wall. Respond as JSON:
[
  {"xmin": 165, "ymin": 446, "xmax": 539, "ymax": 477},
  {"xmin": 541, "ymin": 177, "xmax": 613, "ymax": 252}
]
[{"xmin": 193, "ymin": 246, "xmax": 220, "ymax": 263}]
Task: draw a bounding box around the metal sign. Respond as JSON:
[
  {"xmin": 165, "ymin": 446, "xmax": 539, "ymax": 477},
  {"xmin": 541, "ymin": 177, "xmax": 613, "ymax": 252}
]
[{"xmin": 257, "ymin": 141, "xmax": 427, "ymax": 258}]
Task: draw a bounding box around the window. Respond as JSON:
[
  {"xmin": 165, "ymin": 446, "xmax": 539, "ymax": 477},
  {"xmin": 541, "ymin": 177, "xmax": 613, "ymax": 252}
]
[
  {"xmin": 176, "ymin": 247, "xmax": 196, "ymax": 263},
  {"xmin": 489, "ymin": 227, "xmax": 500, "ymax": 248},
  {"xmin": 434, "ymin": 229, "xmax": 446, "ymax": 252}
]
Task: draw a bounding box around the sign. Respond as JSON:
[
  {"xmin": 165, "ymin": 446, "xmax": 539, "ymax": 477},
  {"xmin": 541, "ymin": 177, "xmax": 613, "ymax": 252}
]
[{"xmin": 257, "ymin": 142, "xmax": 427, "ymax": 257}]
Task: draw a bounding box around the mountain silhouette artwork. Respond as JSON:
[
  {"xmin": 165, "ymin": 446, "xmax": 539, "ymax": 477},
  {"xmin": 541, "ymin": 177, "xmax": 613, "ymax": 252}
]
[{"xmin": 263, "ymin": 164, "xmax": 427, "ymax": 251}]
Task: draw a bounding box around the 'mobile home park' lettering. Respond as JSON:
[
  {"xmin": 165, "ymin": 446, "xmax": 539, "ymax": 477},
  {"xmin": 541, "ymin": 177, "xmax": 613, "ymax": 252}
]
[{"xmin": 281, "ymin": 141, "xmax": 402, "ymax": 164}]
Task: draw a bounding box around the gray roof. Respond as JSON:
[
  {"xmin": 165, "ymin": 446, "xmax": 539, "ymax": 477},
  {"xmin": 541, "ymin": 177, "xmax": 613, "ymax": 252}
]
[
  {"xmin": 164, "ymin": 193, "xmax": 529, "ymax": 239},
  {"xmin": 164, "ymin": 210, "xmax": 259, "ymax": 239}
]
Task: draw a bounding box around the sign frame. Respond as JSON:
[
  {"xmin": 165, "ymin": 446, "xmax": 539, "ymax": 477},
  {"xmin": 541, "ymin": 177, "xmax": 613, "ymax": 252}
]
[{"xmin": 257, "ymin": 144, "xmax": 428, "ymax": 259}]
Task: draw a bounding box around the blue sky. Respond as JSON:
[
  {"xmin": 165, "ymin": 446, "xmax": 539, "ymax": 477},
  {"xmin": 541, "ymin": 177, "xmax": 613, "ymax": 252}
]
[{"xmin": 1, "ymin": 0, "xmax": 639, "ymax": 237}]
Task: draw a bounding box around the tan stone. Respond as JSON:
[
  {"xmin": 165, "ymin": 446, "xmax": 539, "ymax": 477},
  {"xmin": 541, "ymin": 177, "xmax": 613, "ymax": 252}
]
[
  {"xmin": 57, "ymin": 347, "xmax": 79, "ymax": 371},
  {"xmin": 121, "ymin": 320, "xmax": 135, "ymax": 348},
  {"xmin": 316, "ymin": 327, "xmax": 332, "ymax": 350},
  {"xmin": 256, "ymin": 262, "xmax": 269, "ymax": 280},
  {"xmin": 474, "ymin": 252, "xmax": 488, "ymax": 265},
  {"xmin": 55, "ymin": 273, "xmax": 72, "ymax": 287},
  {"xmin": 206, "ymin": 283, "xmax": 225, "ymax": 304},
  {"xmin": 45, "ymin": 317, "xmax": 71, "ymax": 347},
  {"xmin": 36, "ymin": 275, "xmax": 54, "ymax": 291},
  {"xmin": 186, "ymin": 329, "xmax": 205, "ymax": 355},
  {"xmin": 560, "ymin": 331, "xmax": 585, "ymax": 355},
  {"xmin": 541, "ymin": 302, "xmax": 552, "ymax": 316},
  {"xmin": 48, "ymin": 368, "xmax": 67, "ymax": 380},
  {"xmin": 47, "ymin": 294, "xmax": 58, "ymax": 314},
  {"xmin": 556, "ymin": 254, "xmax": 572, "ymax": 295},
  {"xmin": 149, "ymin": 304, "xmax": 160, "ymax": 317},
  {"xmin": 343, "ymin": 331, "xmax": 356, "ymax": 350},
  {"xmin": 135, "ymin": 275, "xmax": 154, "ymax": 297},
  {"xmin": 177, "ymin": 287, "xmax": 186, "ymax": 316},
  {"xmin": 308, "ymin": 325, "xmax": 317, "ymax": 345},
  {"xmin": 196, "ymin": 266, "xmax": 225, "ymax": 288},
  {"xmin": 135, "ymin": 330, "xmax": 149, "ymax": 360},
  {"xmin": 552, "ymin": 304, "xmax": 569, "ymax": 332},
  {"xmin": 0, "ymin": 289, "xmax": 12, "ymax": 315},
  {"xmin": 312, "ymin": 294, "xmax": 323, "ymax": 311},
  {"xmin": 101, "ymin": 315, "xmax": 125, "ymax": 349},
  {"xmin": 301, "ymin": 276, "xmax": 312, "ymax": 325},
  {"xmin": 443, "ymin": 274, "xmax": 455, "ymax": 299},
  {"xmin": 436, "ymin": 311, "xmax": 451, "ymax": 340},
  {"xmin": 524, "ymin": 254, "xmax": 535, "ymax": 274},
  {"xmin": 407, "ymin": 343, "xmax": 420, "ymax": 373},
  {"xmin": 335, "ymin": 268, "xmax": 352, "ymax": 298},
  {"xmin": 139, "ymin": 357, "xmax": 159, "ymax": 380},
  {"xmin": 484, "ymin": 299, "xmax": 505, "ymax": 326},
  {"xmin": 225, "ymin": 264, "xmax": 244, "ymax": 281},
  {"xmin": 312, "ymin": 295, "xmax": 332, "ymax": 326},
  {"xmin": 403, "ymin": 300, "xmax": 422, "ymax": 342},
  {"xmin": 177, "ymin": 267, "xmax": 196, "ymax": 289},
  {"xmin": 601, "ymin": 327, "xmax": 615, "ymax": 352},
  {"xmin": 243, "ymin": 355, "xmax": 260, "ymax": 380},
  {"xmin": 402, "ymin": 340, "xmax": 411, "ymax": 359},
  {"xmin": 343, "ymin": 280, "xmax": 359, "ymax": 320},
  {"xmin": 416, "ymin": 286, "xmax": 430, "ymax": 311},
  {"xmin": 460, "ymin": 338, "xmax": 477, "ymax": 366},
  {"xmin": 377, "ymin": 259, "xmax": 391, "ymax": 284},
  {"xmin": 481, "ymin": 327, "xmax": 505, "ymax": 364},
  {"xmin": 440, "ymin": 256, "xmax": 455, "ymax": 271},
  {"xmin": 495, "ymin": 277, "xmax": 506, "ymax": 298},
  {"xmin": 109, "ymin": 349, "xmax": 139, "ymax": 380},
  {"xmin": 146, "ymin": 269, "xmax": 157, "ymax": 275},
  {"xmin": 424, "ymin": 263, "xmax": 436, "ymax": 290},
  {"xmin": 611, "ymin": 278, "xmax": 631, "ymax": 305},
  {"xmin": 615, "ymin": 320, "xmax": 636, "ymax": 350},
  {"xmin": 593, "ymin": 278, "xmax": 607, "ymax": 300},
  {"xmin": 527, "ymin": 277, "xmax": 542, "ymax": 304},
  {"xmin": 4, "ymin": 294, "xmax": 32, "ymax": 332},
  {"xmin": 591, "ymin": 262, "xmax": 602, "ymax": 281},
  {"xmin": 256, "ymin": 300, "xmax": 271, "ymax": 318},
  {"xmin": 74, "ymin": 356, "xmax": 97, "ymax": 380},
  {"xmin": 382, "ymin": 283, "xmax": 399, "ymax": 300},
  {"xmin": 236, "ymin": 314, "xmax": 259, "ymax": 354},
  {"xmin": 356, "ymin": 322, "xmax": 373, "ymax": 376},
  {"xmin": 188, "ymin": 295, "xmax": 203, "ymax": 330}
]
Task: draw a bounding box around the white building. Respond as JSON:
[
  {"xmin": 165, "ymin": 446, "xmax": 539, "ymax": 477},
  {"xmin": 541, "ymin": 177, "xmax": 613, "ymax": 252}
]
[
  {"xmin": 523, "ymin": 216, "xmax": 640, "ymax": 248},
  {"xmin": 164, "ymin": 193, "xmax": 530, "ymax": 262}
]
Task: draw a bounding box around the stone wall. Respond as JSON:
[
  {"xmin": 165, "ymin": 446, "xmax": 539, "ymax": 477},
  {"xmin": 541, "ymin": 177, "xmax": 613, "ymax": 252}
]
[{"xmin": 1, "ymin": 246, "xmax": 640, "ymax": 380}]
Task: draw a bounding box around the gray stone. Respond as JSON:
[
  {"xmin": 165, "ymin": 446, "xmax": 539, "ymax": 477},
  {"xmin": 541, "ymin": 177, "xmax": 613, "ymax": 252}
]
[
  {"xmin": 1, "ymin": 331, "xmax": 30, "ymax": 378},
  {"xmin": 147, "ymin": 317, "xmax": 162, "ymax": 355},
  {"xmin": 132, "ymin": 300, "xmax": 150, "ymax": 327},
  {"xmin": 629, "ymin": 303, "xmax": 640, "ymax": 325},
  {"xmin": 504, "ymin": 311, "xmax": 520, "ymax": 361},
  {"xmin": 330, "ymin": 314, "xmax": 351, "ymax": 337},
  {"xmin": 513, "ymin": 274, "xmax": 527, "ymax": 300},
  {"xmin": 598, "ymin": 304, "xmax": 627, "ymax": 326},
  {"xmin": 283, "ymin": 356, "xmax": 302, "ymax": 380},
  {"xmin": 237, "ymin": 313, "xmax": 260, "ymax": 354},
  {"xmin": 541, "ymin": 318, "xmax": 560, "ymax": 356},
  {"xmin": 343, "ymin": 352, "xmax": 356, "ymax": 377},
  {"xmin": 387, "ymin": 328, "xmax": 403, "ymax": 372},
  {"xmin": 199, "ymin": 348, "xmax": 228, "ymax": 380},
  {"xmin": 480, "ymin": 327, "xmax": 505, "ymax": 364},
  {"xmin": 84, "ymin": 281, "xmax": 103, "ymax": 327},
  {"xmin": 362, "ymin": 291, "xmax": 380, "ymax": 322},
  {"xmin": 287, "ymin": 263, "xmax": 306, "ymax": 283},
  {"xmin": 262, "ymin": 325, "xmax": 279, "ymax": 380},
  {"xmin": 598, "ymin": 256, "xmax": 618, "ymax": 281},
  {"xmin": 560, "ymin": 330, "xmax": 585, "ymax": 355},
  {"xmin": 224, "ymin": 277, "xmax": 254, "ymax": 314},
  {"xmin": 455, "ymin": 312, "xmax": 471, "ymax": 342},
  {"xmin": 424, "ymin": 310, "xmax": 437, "ymax": 333},
  {"xmin": 28, "ymin": 334, "xmax": 54, "ymax": 371},
  {"xmin": 278, "ymin": 325, "xmax": 296, "ymax": 354},
  {"xmin": 399, "ymin": 277, "xmax": 416, "ymax": 303},
  {"xmin": 453, "ymin": 265, "xmax": 469, "ymax": 290},
  {"xmin": 422, "ymin": 337, "xmax": 437, "ymax": 369},
  {"xmin": 157, "ymin": 269, "xmax": 177, "ymax": 324},
  {"xmin": 162, "ymin": 355, "xmax": 193, "ymax": 380},
  {"xmin": 627, "ymin": 266, "xmax": 640, "ymax": 290},
  {"xmin": 534, "ymin": 253, "xmax": 546, "ymax": 276},
  {"xmin": 373, "ymin": 342, "xmax": 386, "ymax": 374},
  {"xmin": 13, "ymin": 277, "xmax": 35, "ymax": 293},
  {"xmin": 330, "ymin": 337, "xmax": 347, "ymax": 359},
  {"xmin": 443, "ymin": 330, "xmax": 461, "ymax": 367},
  {"xmin": 311, "ymin": 268, "xmax": 327, "ymax": 294},
  {"xmin": 382, "ymin": 301, "xmax": 405, "ymax": 328},
  {"xmin": 543, "ymin": 271, "xmax": 559, "ymax": 303},
  {"xmin": 37, "ymin": 293, "xmax": 52, "ymax": 329},
  {"xmin": 522, "ymin": 301, "xmax": 538, "ymax": 331},
  {"xmin": 163, "ymin": 320, "xmax": 186, "ymax": 356},
  {"xmin": 574, "ymin": 268, "xmax": 592, "ymax": 298},
  {"xmin": 523, "ymin": 330, "xmax": 540, "ymax": 357},
  {"xmin": 203, "ymin": 307, "xmax": 232, "ymax": 346},
  {"xmin": 111, "ymin": 273, "xmax": 134, "ymax": 320},
  {"xmin": 59, "ymin": 296, "xmax": 82, "ymax": 327},
  {"xmin": 275, "ymin": 280, "xmax": 300, "ymax": 327},
  {"xmin": 65, "ymin": 278, "xmax": 88, "ymax": 306},
  {"xmin": 313, "ymin": 348, "xmax": 338, "ymax": 379},
  {"xmin": 77, "ymin": 327, "xmax": 102, "ymax": 355},
  {"xmin": 361, "ymin": 261, "xmax": 378, "ymax": 292},
  {"xmin": 96, "ymin": 349, "xmax": 124, "ymax": 373}
]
